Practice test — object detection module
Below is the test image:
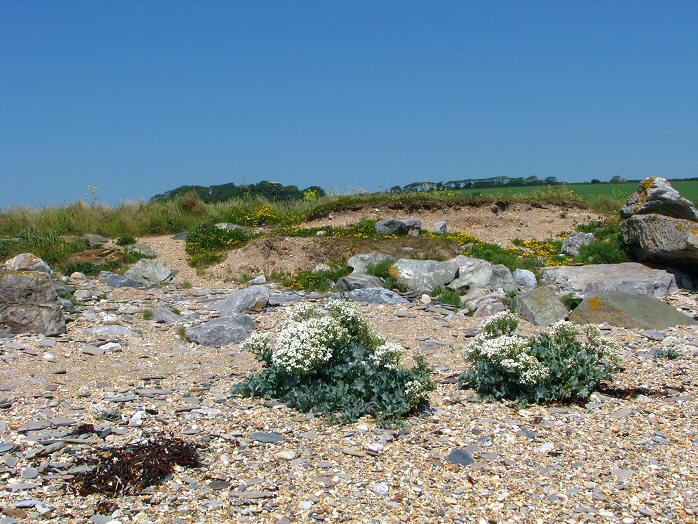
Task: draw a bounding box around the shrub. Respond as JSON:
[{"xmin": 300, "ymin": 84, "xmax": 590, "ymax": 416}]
[
  {"xmin": 185, "ymin": 223, "xmax": 261, "ymax": 268},
  {"xmin": 143, "ymin": 309, "xmax": 153, "ymax": 320},
  {"xmin": 460, "ymin": 312, "xmax": 620, "ymax": 404},
  {"xmin": 115, "ymin": 235, "xmax": 136, "ymax": 246},
  {"xmin": 433, "ymin": 286, "xmax": 461, "ymax": 307},
  {"xmin": 233, "ymin": 301, "xmax": 434, "ymax": 424},
  {"xmin": 365, "ymin": 259, "xmax": 406, "ymax": 292},
  {"xmin": 464, "ymin": 242, "xmax": 540, "ymax": 272},
  {"xmin": 270, "ymin": 261, "xmax": 351, "ymax": 292},
  {"xmin": 573, "ymin": 219, "xmax": 630, "ymax": 264}
]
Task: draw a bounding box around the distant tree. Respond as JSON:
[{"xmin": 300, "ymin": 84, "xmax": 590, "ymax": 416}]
[
  {"xmin": 609, "ymin": 175, "xmax": 626, "ymax": 184},
  {"xmin": 590, "ymin": 178, "xmax": 602, "ymax": 184},
  {"xmin": 544, "ymin": 176, "xmax": 558, "ymax": 185},
  {"xmin": 389, "ymin": 185, "xmax": 402, "ymax": 192}
]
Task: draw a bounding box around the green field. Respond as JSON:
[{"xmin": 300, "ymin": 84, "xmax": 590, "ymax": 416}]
[{"xmin": 456, "ymin": 181, "xmax": 698, "ymax": 206}]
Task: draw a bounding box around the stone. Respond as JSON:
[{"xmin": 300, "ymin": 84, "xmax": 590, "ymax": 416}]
[
  {"xmin": 68, "ymin": 271, "xmax": 86, "ymax": 283},
  {"xmin": 4, "ymin": 253, "xmax": 51, "ymax": 274},
  {"xmin": 541, "ymin": 263, "xmax": 678, "ymax": 299},
  {"xmin": 447, "ymin": 448, "xmax": 473, "ymax": 466},
  {"xmin": 568, "ymin": 292, "xmax": 697, "ymax": 329},
  {"xmin": 334, "ymin": 274, "xmax": 385, "ymax": 292},
  {"xmin": 461, "ymin": 288, "xmax": 507, "ymax": 317},
  {"xmin": 84, "ymin": 233, "xmax": 108, "ymax": 247},
  {"xmin": 249, "ymin": 274, "xmax": 266, "ymax": 284},
  {"xmin": 99, "ymin": 271, "xmax": 142, "ymax": 289},
  {"xmin": 0, "ymin": 271, "xmax": 65, "ymax": 336},
  {"xmin": 347, "ymin": 252, "xmax": 395, "ymax": 275},
  {"xmin": 213, "ymin": 286, "xmax": 269, "ymax": 313},
  {"xmin": 389, "ymin": 256, "xmax": 463, "ymax": 294},
  {"xmin": 449, "ymin": 258, "xmax": 516, "ymax": 293},
  {"xmin": 339, "ymin": 288, "xmax": 410, "ymax": 305},
  {"xmin": 513, "ymin": 286, "xmax": 568, "ymax": 326},
  {"xmin": 513, "ymin": 268, "xmax": 537, "ymax": 290},
  {"xmin": 313, "ymin": 263, "xmax": 331, "ymax": 272},
  {"xmin": 128, "ymin": 243, "xmax": 158, "ymax": 258},
  {"xmin": 433, "ymin": 220, "xmax": 448, "ymax": 234},
  {"xmin": 250, "ymin": 431, "xmax": 284, "ymax": 443},
  {"xmin": 621, "ymin": 177, "xmax": 698, "ymax": 222},
  {"xmin": 375, "ymin": 218, "xmax": 421, "ymax": 236},
  {"xmin": 172, "ymin": 232, "xmax": 188, "ymax": 241},
  {"xmin": 561, "ymin": 232, "xmax": 595, "ymax": 257},
  {"xmin": 124, "ymin": 260, "xmax": 174, "ymax": 285},
  {"xmin": 152, "ymin": 305, "xmax": 180, "ymax": 324},
  {"xmin": 620, "ymin": 214, "xmax": 698, "ymax": 265},
  {"xmin": 185, "ymin": 313, "xmax": 254, "ymax": 347}
]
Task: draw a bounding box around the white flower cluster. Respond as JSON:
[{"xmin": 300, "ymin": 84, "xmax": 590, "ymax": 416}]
[
  {"xmin": 241, "ymin": 331, "xmax": 271, "ymax": 356},
  {"xmin": 369, "ymin": 341, "xmax": 405, "ymax": 370},
  {"xmin": 272, "ymin": 316, "xmax": 349, "ymax": 375},
  {"xmin": 404, "ymin": 379, "xmax": 430, "ymax": 403}
]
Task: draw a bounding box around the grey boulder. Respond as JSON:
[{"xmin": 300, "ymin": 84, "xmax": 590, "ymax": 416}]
[
  {"xmin": 569, "ymin": 292, "xmax": 697, "ymax": 329},
  {"xmin": 620, "ymin": 177, "xmax": 698, "ymax": 221},
  {"xmin": 376, "ymin": 218, "xmax": 421, "ymax": 236},
  {"xmin": 85, "ymin": 233, "xmax": 108, "ymax": 247},
  {"xmin": 620, "ymin": 214, "xmax": 698, "ymax": 265},
  {"xmin": 347, "ymin": 252, "xmax": 395, "ymax": 274},
  {"xmin": 513, "ymin": 268, "xmax": 537, "ymax": 290},
  {"xmin": 512, "ymin": 286, "xmax": 568, "ymax": 326},
  {"xmin": 334, "ymin": 274, "xmax": 385, "ymax": 292},
  {"xmin": 461, "ymin": 288, "xmax": 507, "ymax": 317},
  {"xmin": 128, "ymin": 243, "xmax": 158, "ymax": 258},
  {"xmin": 389, "ymin": 256, "xmax": 463, "ymax": 294},
  {"xmin": 449, "ymin": 257, "xmax": 516, "ymax": 293},
  {"xmin": 186, "ymin": 313, "xmax": 254, "ymax": 347},
  {"xmin": 124, "ymin": 260, "xmax": 174, "ymax": 286},
  {"xmin": 0, "ymin": 271, "xmax": 66, "ymax": 336},
  {"xmin": 541, "ymin": 263, "xmax": 678, "ymax": 299},
  {"xmin": 99, "ymin": 271, "xmax": 142, "ymax": 289},
  {"xmin": 339, "ymin": 287, "xmax": 410, "ymax": 305},
  {"xmin": 213, "ymin": 285, "xmax": 269, "ymax": 313},
  {"xmin": 433, "ymin": 221, "xmax": 448, "ymax": 234},
  {"xmin": 4, "ymin": 253, "xmax": 51, "ymax": 274},
  {"xmin": 152, "ymin": 305, "xmax": 180, "ymax": 324},
  {"xmin": 561, "ymin": 232, "xmax": 595, "ymax": 257}
]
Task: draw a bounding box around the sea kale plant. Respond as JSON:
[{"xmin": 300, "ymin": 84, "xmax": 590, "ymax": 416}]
[
  {"xmin": 233, "ymin": 300, "xmax": 434, "ymax": 424},
  {"xmin": 461, "ymin": 312, "xmax": 620, "ymax": 404}
]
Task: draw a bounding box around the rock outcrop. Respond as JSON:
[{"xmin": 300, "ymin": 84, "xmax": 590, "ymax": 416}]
[
  {"xmin": 561, "ymin": 233, "xmax": 595, "ymax": 257},
  {"xmin": 4, "ymin": 253, "xmax": 51, "ymax": 274},
  {"xmin": 124, "ymin": 260, "xmax": 174, "ymax": 286},
  {"xmin": 185, "ymin": 313, "xmax": 254, "ymax": 347},
  {"xmin": 389, "ymin": 257, "xmax": 462, "ymax": 294},
  {"xmin": 0, "ymin": 270, "xmax": 66, "ymax": 335},
  {"xmin": 620, "ymin": 177, "xmax": 698, "ymax": 221},
  {"xmin": 334, "ymin": 274, "xmax": 385, "ymax": 292},
  {"xmin": 213, "ymin": 286, "xmax": 270, "ymax": 313},
  {"xmin": 512, "ymin": 286, "xmax": 568, "ymax": 326},
  {"xmin": 621, "ymin": 214, "xmax": 698, "ymax": 265}
]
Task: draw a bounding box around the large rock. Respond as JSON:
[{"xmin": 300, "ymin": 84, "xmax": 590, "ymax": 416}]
[
  {"xmin": 561, "ymin": 233, "xmax": 595, "ymax": 257},
  {"xmin": 186, "ymin": 313, "xmax": 254, "ymax": 347},
  {"xmin": 569, "ymin": 292, "xmax": 697, "ymax": 329},
  {"xmin": 128, "ymin": 243, "xmax": 158, "ymax": 258},
  {"xmin": 213, "ymin": 286, "xmax": 269, "ymax": 313},
  {"xmin": 99, "ymin": 271, "xmax": 143, "ymax": 289},
  {"xmin": 620, "ymin": 214, "xmax": 698, "ymax": 266},
  {"xmin": 376, "ymin": 218, "xmax": 421, "ymax": 236},
  {"xmin": 347, "ymin": 252, "xmax": 395, "ymax": 274},
  {"xmin": 339, "ymin": 288, "xmax": 410, "ymax": 305},
  {"xmin": 389, "ymin": 257, "xmax": 463, "ymax": 294},
  {"xmin": 4, "ymin": 253, "xmax": 51, "ymax": 274},
  {"xmin": 620, "ymin": 177, "xmax": 698, "ymax": 221},
  {"xmin": 0, "ymin": 271, "xmax": 66, "ymax": 336},
  {"xmin": 84, "ymin": 233, "xmax": 108, "ymax": 247},
  {"xmin": 513, "ymin": 268, "xmax": 537, "ymax": 290},
  {"xmin": 334, "ymin": 274, "xmax": 385, "ymax": 292},
  {"xmin": 512, "ymin": 286, "xmax": 568, "ymax": 326},
  {"xmin": 448, "ymin": 257, "xmax": 516, "ymax": 293},
  {"xmin": 460, "ymin": 288, "xmax": 507, "ymax": 317},
  {"xmin": 541, "ymin": 263, "xmax": 678, "ymax": 299},
  {"xmin": 124, "ymin": 260, "xmax": 174, "ymax": 286},
  {"xmin": 152, "ymin": 305, "xmax": 180, "ymax": 324}
]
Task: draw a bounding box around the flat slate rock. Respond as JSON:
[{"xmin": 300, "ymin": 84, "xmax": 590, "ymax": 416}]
[
  {"xmin": 339, "ymin": 287, "xmax": 410, "ymax": 305},
  {"xmin": 569, "ymin": 292, "xmax": 698, "ymax": 329},
  {"xmin": 447, "ymin": 448, "xmax": 474, "ymax": 466},
  {"xmin": 250, "ymin": 432, "xmax": 284, "ymax": 443}
]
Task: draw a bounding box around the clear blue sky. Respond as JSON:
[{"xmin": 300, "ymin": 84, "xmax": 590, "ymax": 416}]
[{"xmin": 1, "ymin": 1, "xmax": 697, "ymax": 207}]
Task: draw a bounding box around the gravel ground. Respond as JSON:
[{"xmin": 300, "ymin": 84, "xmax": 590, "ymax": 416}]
[{"xmin": 1, "ymin": 279, "xmax": 697, "ymax": 523}]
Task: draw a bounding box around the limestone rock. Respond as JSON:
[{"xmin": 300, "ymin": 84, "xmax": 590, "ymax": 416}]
[
  {"xmin": 461, "ymin": 288, "xmax": 507, "ymax": 317},
  {"xmin": 541, "ymin": 263, "xmax": 677, "ymax": 299},
  {"xmin": 213, "ymin": 285, "xmax": 269, "ymax": 313},
  {"xmin": 433, "ymin": 221, "xmax": 448, "ymax": 234},
  {"xmin": 0, "ymin": 271, "xmax": 66, "ymax": 336},
  {"xmin": 84, "ymin": 233, "xmax": 108, "ymax": 247},
  {"xmin": 347, "ymin": 253, "xmax": 395, "ymax": 274},
  {"xmin": 186, "ymin": 313, "xmax": 254, "ymax": 347},
  {"xmin": 561, "ymin": 232, "xmax": 595, "ymax": 257},
  {"xmin": 620, "ymin": 177, "xmax": 698, "ymax": 222},
  {"xmin": 334, "ymin": 274, "xmax": 385, "ymax": 292},
  {"xmin": 513, "ymin": 286, "xmax": 568, "ymax": 326},
  {"xmin": 620, "ymin": 214, "xmax": 698, "ymax": 265},
  {"xmin": 339, "ymin": 288, "xmax": 410, "ymax": 305},
  {"xmin": 99, "ymin": 271, "xmax": 142, "ymax": 289},
  {"xmin": 569, "ymin": 292, "xmax": 697, "ymax": 329},
  {"xmin": 4, "ymin": 253, "xmax": 51, "ymax": 274},
  {"xmin": 389, "ymin": 256, "xmax": 463, "ymax": 294},
  {"xmin": 124, "ymin": 259, "xmax": 174, "ymax": 286},
  {"xmin": 375, "ymin": 218, "xmax": 421, "ymax": 236},
  {"xmin": 513, "ymin": 268, "xmax": 537, "ymax": 290},
  {"xmin": 448, "ymin": 257, "xmax": 516, "ymax": 293}
]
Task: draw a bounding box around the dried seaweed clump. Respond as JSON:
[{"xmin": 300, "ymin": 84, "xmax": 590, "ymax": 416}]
[{"xmin": 73, "ymin": 436, "xmax": 202, "ymax": 496}]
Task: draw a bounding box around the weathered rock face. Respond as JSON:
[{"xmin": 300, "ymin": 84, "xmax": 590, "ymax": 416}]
[
  {"xmin": 152, "ymin": 305, "xmax": 180, "ymax": 324},
  {"xmin": 513, "ymin": 268, "xmax": 537, "ymax": 290},
  {"xmin": 375, "ymin": 218, "xmax": 421, "ymax": 236},
  {"xmin": 4, "ymin": 253, "xmax": 51, "ymax": 274},
  {"xmin": 334, "ymin": 274, "xmax": 385, "ymax": 292},
  {"xmin": 84, "ymin": 233, "xmax": 108, "ymax": 247},
  {"xmin": 213, "ymin": 286, "xmax": 269, "ymax": 313},
  {"xmin": 512, "ymin": 286, "xmax": 568, "ymax": 326},
  {"xmin": 0, "ymin": 271, "xmax": 66, "ymax": 336},
  {"xmin": 128, "ymin": 243, "xmax": 158, "ymax": 258},
  {"xmin": 569, "ymin": 292, "xmax": 697, "ymax": 329},
  {"xmin": 620, "ymin": 214, "xmax": 698, "ymax": 265},
  {"xmin": 124, "ymin": 260, "xmax": 174, "ymax": 286},
  {"xmin": 433, "ymin": 221, "xmax": 448, "ymax": 234},
  {"xmin": 561, "ymin": 233, "xmax": 595, "ymax": 257},
  {"xmin": 347, "ymin": 253, "xmax": 396, "ymax": 274},
  {"xmin": 448, "ymin": 257, "xmax": 516, "ymax": 293},
  {"xmin": 339, "ymin": 287, "xmax": 410, "ymax": 305},
  {"xmin": 460, "ymin": 288, "xmax": 507, "ymax": 317},
  {"xmin": 621, "ymin": 177, "xmax": 698, "ymax": 222},
  {"xmin": 99, "ymin": 271, "xmax": 143, "ymax": 289},
  {"xmin": 185, "ymin": 313, "xmax": 254, "ymax": 347},
  {"xmin": 389, "ymin": 257, "xmax": 462, "ymax": 294},
  {"xmin": 541, "ymin": 263, "xmax": 678, "ymax": 299}
]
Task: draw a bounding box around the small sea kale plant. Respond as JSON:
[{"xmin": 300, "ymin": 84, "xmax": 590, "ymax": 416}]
[
  {"xmin": 233, "ymin": 300, "xmax": 434, "ymax": 423},
  {"xmin": 461, "ymin": 312, "xmax": 620, "ymax": 403}
]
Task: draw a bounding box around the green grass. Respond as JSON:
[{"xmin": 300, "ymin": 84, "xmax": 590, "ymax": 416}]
[
  {"xmin": 572, "ymin": 219, "xmax": 630, "ymax": 264},
  {"xmin": 432, "ymin": 286, "xmax": 461, "ymax": 307},
  {"xmin": 270, "ymin": 261, "xmax": 352, "ymax": 292}
]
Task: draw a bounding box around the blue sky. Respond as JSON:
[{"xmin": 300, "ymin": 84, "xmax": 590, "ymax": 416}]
[{"xmin": 1, "ymin": 1, "xmax": 697, "ymax": 207}]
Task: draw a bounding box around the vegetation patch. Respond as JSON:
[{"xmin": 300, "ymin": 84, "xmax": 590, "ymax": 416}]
[
  {"xmin": 270, "ymin": 261, "xmax": 351, "ymax": 292},
  {"xmin": 460, "ymin": 312, "xmax": 620, "ymax": 404},
  {"xmin": 432, "ymin": 286, "xmax": 461, "ymax": 307},
  {"xmin": 573, "ymin": 219, "xmax": 630, "ymax": 264},
  {"xmin": 185, "ymin": 222, "xmax": 261, "ymax": 268},
  {"xmin": 233, "ymin": 301, "xmax": 434, "ymax": 424},
  {"xmin": 72, "ymin": 436, "xmax": 201, "ymax": 496},
  {"xmin": 115, "ymin": 235, "xmax": 136, "ymax": 246}
]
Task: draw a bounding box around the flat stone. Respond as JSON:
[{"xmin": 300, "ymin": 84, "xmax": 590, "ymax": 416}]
[
  {"xmin": 447, "ymin": 448, "xmax": 474, "ymax": 466},
  {"xmin": 250, "ymin": 432, "xmax": 284, "ymax": 443}
]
